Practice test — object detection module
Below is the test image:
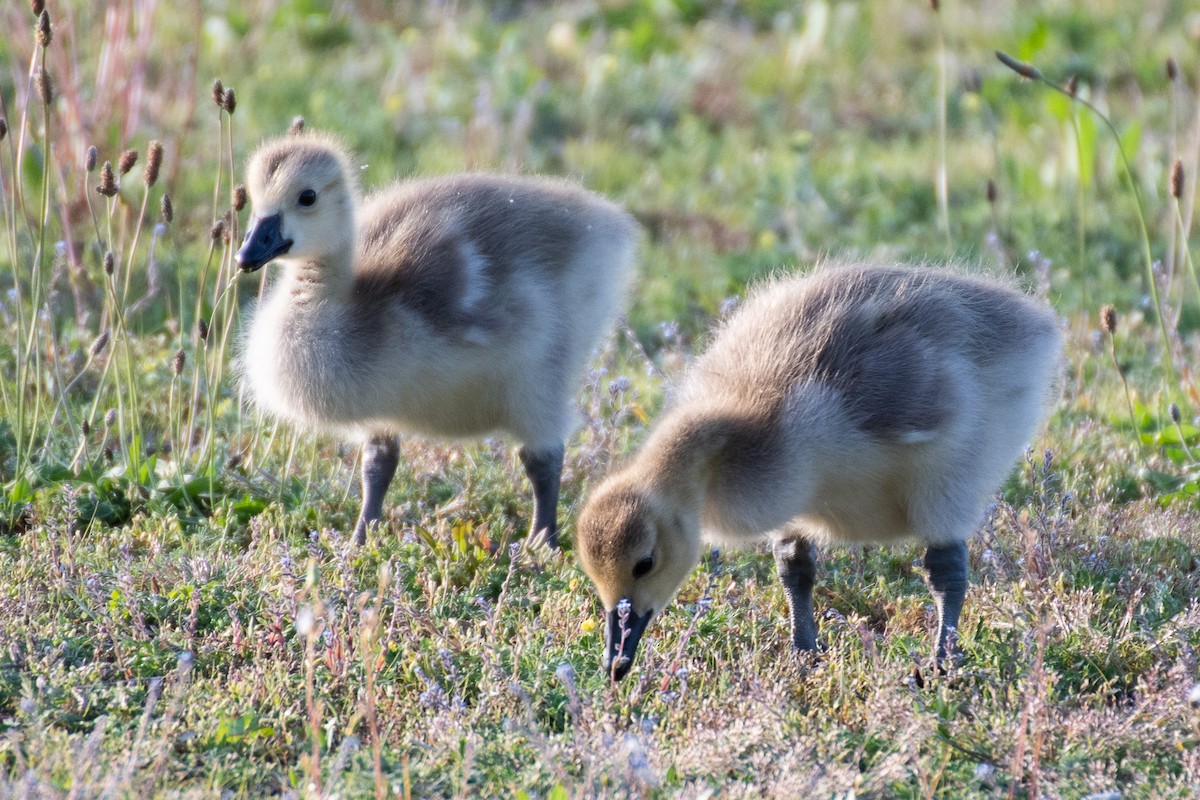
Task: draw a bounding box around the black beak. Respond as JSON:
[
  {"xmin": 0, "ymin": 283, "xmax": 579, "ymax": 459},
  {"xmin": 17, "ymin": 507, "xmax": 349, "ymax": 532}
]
[
  {"xmin": 602, "ymin": 604, "xmax": 653, "ymax": 681},
  {"xmin": 236, "ymin": 213, "xmax": 292, "ymax": 272}
]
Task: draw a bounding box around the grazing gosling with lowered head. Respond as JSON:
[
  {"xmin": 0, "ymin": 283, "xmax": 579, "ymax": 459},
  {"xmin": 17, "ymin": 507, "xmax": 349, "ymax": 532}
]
[
  {"xmin": 236, "ymin": 133, "xmax": 637, "ymax": 547},
  {"xmin": 577, "ymin": 263, "xmax": 1061, "ymax": 680}
]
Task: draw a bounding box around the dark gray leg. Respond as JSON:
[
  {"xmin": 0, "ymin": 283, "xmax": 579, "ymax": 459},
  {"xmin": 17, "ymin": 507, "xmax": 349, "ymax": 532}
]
[
  {"xmin": 924, "ymin": 540, "xmax": 969, "ymax": 666},
  {"xmin": 353, "ymin": 435, "xmax": 400, "ymax": 546},
  {"xmin": 773, "ymin": 537, "xmax": 819, "ymax": 652},
  {"xmin": 519, "ymin": 444, "xmax": 564, "ymax": 549}
]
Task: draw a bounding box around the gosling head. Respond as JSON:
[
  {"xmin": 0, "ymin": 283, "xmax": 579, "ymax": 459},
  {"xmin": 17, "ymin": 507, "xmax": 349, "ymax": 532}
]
[
  {"xmin": 237, "ymin": 134, "xmax": 357, "ymax": 273},
  {"xmin": 575, "ymin": 482, "xmax": 701, "ymax": 681}
]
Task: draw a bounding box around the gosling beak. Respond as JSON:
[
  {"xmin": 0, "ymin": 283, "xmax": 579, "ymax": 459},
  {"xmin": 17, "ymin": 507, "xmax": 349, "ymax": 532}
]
[
  {"xmin": 236, "ymin": 213, "xmax": 292, "ymax": 272},
  {"xmin": 602, "ymin": 603, "xmax": 653, "ymax": 682}
]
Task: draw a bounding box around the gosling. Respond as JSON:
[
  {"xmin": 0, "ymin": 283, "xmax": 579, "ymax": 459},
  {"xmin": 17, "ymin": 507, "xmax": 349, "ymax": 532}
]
[
  {"xmin": 236, "ymin": 133, "xmax": 638, "ymax": 547},
  {"xmin": 576, "ymin": 262, "xmax": 1061, "ymax": 680}
]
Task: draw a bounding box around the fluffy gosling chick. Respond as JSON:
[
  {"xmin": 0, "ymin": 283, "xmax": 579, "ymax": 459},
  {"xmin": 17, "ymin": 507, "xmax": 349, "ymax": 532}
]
[
  {"xmin": 576, "ymin": 263, "xmax": 1061, "ymax": 680},
  {"xmin": 236, "ymin": 133, "xmax": 638, "ymax": 547}
]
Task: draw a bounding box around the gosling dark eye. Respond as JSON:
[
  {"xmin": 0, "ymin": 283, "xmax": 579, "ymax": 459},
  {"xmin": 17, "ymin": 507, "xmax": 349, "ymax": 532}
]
[
  {"xmin": 632, "ymin": 557, "xmax": 654, "ymax": 579},
  {"xmin": 298, "ymin": 189, "xmax": 317, "ymax": 207}
]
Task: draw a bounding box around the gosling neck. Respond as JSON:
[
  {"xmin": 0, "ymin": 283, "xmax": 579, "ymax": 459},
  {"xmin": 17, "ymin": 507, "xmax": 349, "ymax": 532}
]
[
  {"xmin": 278, "ymin": 251, "xmax": 354, "ymax": 303},
  {"xmin": 635, "ymin": 408, "xmax": 748, "ymax": 513}
]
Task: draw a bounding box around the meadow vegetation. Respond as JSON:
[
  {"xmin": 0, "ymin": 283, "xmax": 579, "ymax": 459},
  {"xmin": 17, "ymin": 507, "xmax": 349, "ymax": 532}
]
[{"xmin": 1, "ymin": 0, "xmax": 1199, "ymax": 796}]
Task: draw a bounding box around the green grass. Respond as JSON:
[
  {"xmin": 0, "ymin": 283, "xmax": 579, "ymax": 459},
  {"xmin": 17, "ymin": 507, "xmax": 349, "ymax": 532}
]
[{"xmin": 2, "ymin": 0, "xmax": 1200, "ymax": 796}]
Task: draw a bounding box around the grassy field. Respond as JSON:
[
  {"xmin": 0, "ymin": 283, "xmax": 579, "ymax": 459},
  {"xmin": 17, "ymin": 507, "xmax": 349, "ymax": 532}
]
[{"xmin": 2, "ymin": 0, "xmax": 1200, "ymax": 796}]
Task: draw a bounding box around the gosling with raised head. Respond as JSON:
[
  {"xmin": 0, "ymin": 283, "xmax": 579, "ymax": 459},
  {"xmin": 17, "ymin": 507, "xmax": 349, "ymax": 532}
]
[
  {"xmin": 236, "ymin": 133, "xmax": 638, "ymax": 546},
  {"xmin": 576, "ymin": 263, "xmax": 1060, "ymax": 680}
]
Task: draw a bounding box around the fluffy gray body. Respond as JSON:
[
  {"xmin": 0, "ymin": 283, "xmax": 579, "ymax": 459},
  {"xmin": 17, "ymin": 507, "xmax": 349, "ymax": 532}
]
[
  {"xmin": 576, "ymin": 262, "xmax": 1061, "ymax": 679},
  {"xmin": 244, "ymin": 173, "xmax": 635, "ymax": 447},
  {"xmin": 676, "ymin": 263, "xmax": 1060, "ymax": 547},
  {"xmin": 237, "ymin": 134, "xmax": 638, "ymax": 545}
]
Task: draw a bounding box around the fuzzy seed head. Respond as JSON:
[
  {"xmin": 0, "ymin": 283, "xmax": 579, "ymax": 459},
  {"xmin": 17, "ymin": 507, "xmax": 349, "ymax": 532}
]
[
  {"xmin": 986, "ymin": 179, "xmax": 997, "ymax": 203},
  {"xmin": 103, "ymin": 445, "xmax": 114, "ymax": 462},
  {"xmin": 1171, "ymin": 159, "xmax": 1185, "ymax": 200},
  {"xmin": 996, "ymin": 51, "xmax": 1042, "ymax": 82},
  {"xmin": 102, "ymin": 250, "xmax": 115, "ymax": 275},
  {"xmin": 211, "ymin": 79, "xmax": 225, "ymax": 108},
  {"xmin": 222, "ymin": 87, "xmax": 237, "ymax": 115},
  {"xmin": 197, "ymin": 318, "xmax": 209, "ymax": 343},
  {"xmin": 1170, "ymin": 403, "xmax": 1182, "ymax": 425},
  {"xmin": 81, "ymin": 419, "xmax": 90, "ymax": 436},
  {"xmin": 35, "ymin": 66, "xmax": 53, "ymax": 106},
  {"xmin": 1100, "ymin": 304, "xmax": 1118, "ymax": 335},
  {"xmin": 144, "ymin": 140, "xmax": 163, "ymax": 187},
  {"xmin": 928, "ymin": 0, "xmax": 939, "ymax": 10},
  {"xmin": 30, "ymin": 0, "xmax": 44, "ymax": 15},
  {"xmin": 104, "ymin": 408, "xmax": 117, "ymax": 428},
  {"xmin": 1167, "ymin": 58, "xmax": 1179, "ymax": 83},
  {"xmin": 97, "ymin": 161, "xmax": 118, "ymax": 197},
  {"xmin": 233, "ymin": 184, "xmax": 247, "ymax": 212},
  {"xmin": 90, "ymin": 329, "xmax": 110, "ymax": 357},
  {"xmin": 36, "ymin": 10, "xmax": 51, "ymax": 47},
  {"xmin": 210, "ymin": 217, "xmax": 226, "ymax": 242},
  {"xmin": 160, "ymin": 193, "xmax": 173, "ymax": 224},
  {"xmin": 0, "ymin": 119, "xmax": 7, "ymax": 141},
  {"xmin": 118, "ymin": 149, "xmax": 138, "ymax": 175},
  {"xmin": 85, "ymin": 145, "xmax": 97, "ymax": 172},
  {"xmin": 172, "ymin": 349, "xmax": 186, "ymax": 375},
  {"xmin": 288, "ymin": 115, "xmax": 305, "ymax": 135}
]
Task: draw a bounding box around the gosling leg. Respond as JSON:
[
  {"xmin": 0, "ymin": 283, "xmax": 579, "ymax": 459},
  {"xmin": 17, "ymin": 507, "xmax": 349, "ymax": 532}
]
[
  {"xmin": 923, "ymin": 540, "xmax": 969, "ymax": 666},
  {"xmin": 353, "ymin": 435, "xmax": 400, "ymax": 546},
  {"xmin": 519, "ymin": 443, "xmax": 564, "ymax": 549},
  {"xmin": 773, "ymin": 536, "xmax": 819, "ymax": 652}
]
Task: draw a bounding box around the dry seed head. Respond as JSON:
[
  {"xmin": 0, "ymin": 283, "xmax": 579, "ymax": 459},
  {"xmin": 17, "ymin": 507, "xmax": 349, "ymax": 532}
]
[
  {"xmin": 103, "ymin": 445, "xmax": 114, "ymax": 463},
  {"xmin": 222, "ymin": 87, "xmax": 237, "ymax": 115},
  {"xmin": 172, "ymin": 349, "xmax": 186, "ymax": 375},
  {"xmin": 104, "ymin": 408, "xmax": 117, "ymax": 428},
  {"xmin": 996, "ymin": 51, "xmax": 1042, "ymax": 81},
  {"xmin": 102, "ymin": 251, "xmax": 114, "ymax": 275},
  {"xmin": 85, "ymin": 145, "xmax": 97, "ymax": 172},
  {"xmin": 210, "ymin": 217, "xmax": 226, "ymax": 241},
  {"xmin": 144, "ymin": 140, "xmax": 163, "ymax": 187},
  {"xmin": 1170, "ymin": 403, "xmax": 1182, "ymax": 425},
  {"xmin": 118, "ymin": 149, "xmax": 138, "ymax": 175},
  {"xmin": 233, "ymin": 184, "xmax": 247, "ymax": 212},
  {"xmin": 928, "ymin": 0, "xmax": 939, "ymax": 10},
  {"xmin": 1064, "ymin": 74, "xmax": 1078, "ymax": 98},
  {"xmin": 0, "ymin": 119, "xmax": 7, "ymax": 142},
  {"xmin": 36, "ymin": 9, "xmax": 51, "ymax": 47},
  {"xmin": 90, "ymin": 329, "xmax": 110, "ymax": 357},
  {"xmin": 35, "ymin": 66, "xmax": 53, "ymax": 106},
  {"xmin": 97, "ymin": 161, "xmax": 118, "ymax": 197},
  {"xmin": 986, "ymin": 179, "xmax": 997, "ymax": 204},
  {"xmin": 1171, "ymin": 159, "xmax": 1185, "ymax": 200},
  {"xmin": 160, "ymin": 193, "xmax": 173, "ymax": 224},
  {"xmin": 197, "ymin": 318, "xmax": 209, "ymax": 343},
  {"xmin": 212, "ymin": 79, "xmax": 225, "ymax": 108},
  {"xmin": 1100, "ymin": 304, "xmax": 1118, "ymax": 335},
  {"xmin": 81, "ymin": 418, "xmax": 90, "ymax": 436},
  {"xmin": 288, "ymin": 116, "xmax": 305, "ymax": 135},
  {"xmin": 1167, "ymin": 58, "xmax": 1179, "ymax": 83},
  {"xmin": 30, "ymin": 0, "xmax": 44, "ymax": 15}
]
